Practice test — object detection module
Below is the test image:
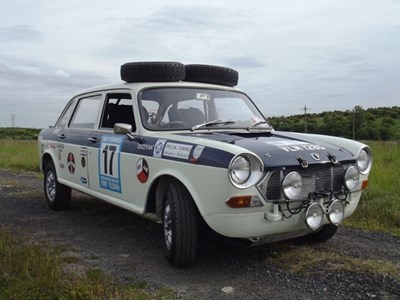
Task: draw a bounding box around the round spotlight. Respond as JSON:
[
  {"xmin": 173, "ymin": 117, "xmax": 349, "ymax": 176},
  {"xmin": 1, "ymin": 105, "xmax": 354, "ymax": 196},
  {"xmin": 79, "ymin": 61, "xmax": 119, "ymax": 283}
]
[
  {"xmin": 344, "ymin": 166, "xmax": 359, "ymax": 191},
  {"xmin": 327, "ymin": 200, "xmax": 345, "ymax": 225},
  {"xmin": 305, "ymin": 203, "xmax": 324, "ymax": 230},
  {"xmin": 282, "ymin": 172, "xmax": 303, "ymax": 200}
]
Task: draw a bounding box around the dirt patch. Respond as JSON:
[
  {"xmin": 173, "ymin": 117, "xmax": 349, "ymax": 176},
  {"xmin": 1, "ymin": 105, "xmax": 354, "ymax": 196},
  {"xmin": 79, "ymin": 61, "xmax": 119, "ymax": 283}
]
[{"xmin": 0, "ymin": 170, "xmax": 399, "ymax": 299}]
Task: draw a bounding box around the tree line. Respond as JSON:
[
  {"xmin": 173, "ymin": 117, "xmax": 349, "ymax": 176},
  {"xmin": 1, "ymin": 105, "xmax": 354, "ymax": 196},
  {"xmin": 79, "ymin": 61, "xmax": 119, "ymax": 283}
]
[{"xmin": 268, "ymin": 106, "xmax": 400, "ymax": 141}]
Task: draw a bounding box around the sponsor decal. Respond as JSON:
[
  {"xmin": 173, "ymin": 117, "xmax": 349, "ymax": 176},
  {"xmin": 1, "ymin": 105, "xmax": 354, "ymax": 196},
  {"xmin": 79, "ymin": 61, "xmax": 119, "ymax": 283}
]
[
  {"xmin": 163, "ymin": 142, "xmax": 193, "ymax": 160},
  {"xmin": 58, "ymin": 149, "xmax": 62, "ymax": 161},
  {"xmin": 67, "ymin": 152, "xmax": 75, "ymax": 174},
  {"xmin": 153, "ymin": 139, "xmax": 166, "ymax": 158},
  {"xmin": 265, "ymin": 141, "xmax": 326, "ymax": 152},
  {"xmin": 60, "ymin": 163, "xmax": 65, "ymax": 169},
  {"xmin": 49, "ymin": 143, "xmax": 57, "ymax": 149},
  {"xmin": 57, "ymin": 143, "xmax": 64, "ymax": 149},
  {"xmin": 192, "ymin": 145, "xmax": 205, "ymax": 160},
  {"xmin": 81, "ymin": 156, "xmax": 86, "ymax": 168},
  {"xmin": 98, "ymin": 135, "xmax": 124, "ymax": 193},
  {"xmin": 80, "ymin": 177, "xmax": 88, "ymax": 185},
  {"xmin": 136, "ymin": 158, "xmax": 149, "ymax": 183},
  {"xmin": 137, "ymin": 144, "xmax": 154, "ymax": 151}
]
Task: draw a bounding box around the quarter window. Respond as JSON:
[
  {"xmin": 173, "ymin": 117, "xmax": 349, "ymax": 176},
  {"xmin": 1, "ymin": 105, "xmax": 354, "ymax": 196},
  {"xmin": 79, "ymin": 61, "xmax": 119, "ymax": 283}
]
[{"xmin": 70, "ymin": 95, "xmax": 101, "ymax": 129}]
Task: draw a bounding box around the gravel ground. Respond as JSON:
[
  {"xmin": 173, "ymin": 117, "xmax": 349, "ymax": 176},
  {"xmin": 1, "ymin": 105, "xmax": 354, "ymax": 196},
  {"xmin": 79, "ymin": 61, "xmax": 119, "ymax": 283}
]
[{"xmin": 0, "ymin": 170, "xmax": 399, "ymax": 299}]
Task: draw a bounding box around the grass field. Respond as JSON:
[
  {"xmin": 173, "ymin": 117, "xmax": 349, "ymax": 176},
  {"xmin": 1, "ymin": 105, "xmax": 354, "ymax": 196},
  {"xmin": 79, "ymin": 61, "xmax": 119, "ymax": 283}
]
[
  {"xmin": 343, "ymin": 141, "xmax": 400, "ymax": 236},
  {"xmin": 0, "ymin": 138, "xmax": 398, "ymax": 297}
]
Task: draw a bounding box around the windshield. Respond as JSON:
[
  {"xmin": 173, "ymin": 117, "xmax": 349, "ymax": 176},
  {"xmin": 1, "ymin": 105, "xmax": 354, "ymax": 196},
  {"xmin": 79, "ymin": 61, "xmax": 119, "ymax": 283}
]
[{"xmin": 139, "ymin": 88, "xmax": 272, "ymax": 131}]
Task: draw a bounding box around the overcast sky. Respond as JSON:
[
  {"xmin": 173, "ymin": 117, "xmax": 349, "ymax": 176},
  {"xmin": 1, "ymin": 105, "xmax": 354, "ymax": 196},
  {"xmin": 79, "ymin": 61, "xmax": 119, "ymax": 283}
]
[{"xmin": 1, "ymin": 0, "xmax": 399, "ymax": 128}]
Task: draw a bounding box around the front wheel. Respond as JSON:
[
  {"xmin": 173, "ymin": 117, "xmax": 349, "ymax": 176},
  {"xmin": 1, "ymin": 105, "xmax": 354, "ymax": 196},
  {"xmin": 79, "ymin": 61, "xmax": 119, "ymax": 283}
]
[
  {"xmin": 44, "ymin": 162, "xmax": 71, "ymax": 210},
  {"xmin": 163, "ymin": 182, "xmax": 197, "ymax": 267},
  {"xmin": 308, "ymin": 224, "xmax": 338, "ymax": 241}
]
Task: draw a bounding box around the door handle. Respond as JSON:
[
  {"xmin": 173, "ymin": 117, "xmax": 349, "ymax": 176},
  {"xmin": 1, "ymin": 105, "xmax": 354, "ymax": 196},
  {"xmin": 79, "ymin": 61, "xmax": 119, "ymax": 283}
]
[
  {"xmin": 88, "ymin": 137, "xmax": 99, "ymax": 143},
  {"xmin": 57, "ymin": 134, "xmax": 66, "ymax": 139}
]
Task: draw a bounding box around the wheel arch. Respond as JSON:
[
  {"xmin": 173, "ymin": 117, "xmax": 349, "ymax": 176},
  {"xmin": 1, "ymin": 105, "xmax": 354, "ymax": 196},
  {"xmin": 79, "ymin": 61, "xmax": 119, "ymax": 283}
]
[
  {"xmin": 41, "ymin": 152, "xmax": 56, "ymax": 172},
  {"xmin": 145, "ymin": 175, "xmax": 201, "ymax": 220}
]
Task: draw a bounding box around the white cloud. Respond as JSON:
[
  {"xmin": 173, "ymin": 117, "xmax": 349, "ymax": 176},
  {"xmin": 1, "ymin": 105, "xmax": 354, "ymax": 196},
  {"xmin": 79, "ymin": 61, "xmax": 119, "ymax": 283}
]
[{"xmin": 0, "ymin": 0, "xmax": 399, "ymax": 127}]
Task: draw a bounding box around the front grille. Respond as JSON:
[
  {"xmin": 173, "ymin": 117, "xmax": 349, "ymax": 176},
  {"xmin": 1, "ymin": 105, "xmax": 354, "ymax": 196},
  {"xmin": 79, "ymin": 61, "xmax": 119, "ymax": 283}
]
[{"xmin": 257, "ymin": 164, "xmax": 347, "ymax": 202}]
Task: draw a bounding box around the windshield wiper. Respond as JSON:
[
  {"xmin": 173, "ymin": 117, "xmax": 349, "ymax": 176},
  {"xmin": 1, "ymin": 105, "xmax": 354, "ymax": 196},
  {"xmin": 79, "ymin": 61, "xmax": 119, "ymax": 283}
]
[
  {"xmin": 191, "ymin": 119, "xmax": 236, "ymax": 131},
  {"xmin": 247, "ymin": 121, "xmax": 271, "ymax": 130}
]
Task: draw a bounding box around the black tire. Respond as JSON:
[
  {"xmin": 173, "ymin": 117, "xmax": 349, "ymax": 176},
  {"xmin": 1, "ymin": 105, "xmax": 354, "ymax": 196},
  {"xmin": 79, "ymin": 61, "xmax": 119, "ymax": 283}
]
[
  {"xmin": 44, "ymin": 162, "xmax": 71, "ymax": 210},
  {"xmin": 185, "ymin": 64, "xmax": 239, "ymax": 87},
  {"xmin": 120, "ymin": 62, "xmax": 185, "ymax": 83},
  {"xmin": 308, "ymin": 224, "xmax": 338, "ymax": 242},
  {"xmin": 162, "ymin": 182, "xmax": 197, "ymax": 267}
]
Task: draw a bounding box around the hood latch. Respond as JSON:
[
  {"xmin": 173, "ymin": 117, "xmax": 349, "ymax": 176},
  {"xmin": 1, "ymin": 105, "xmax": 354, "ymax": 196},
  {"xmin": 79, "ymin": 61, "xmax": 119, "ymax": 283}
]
[{"xmin": 295, "ymin": 155, "xmax": 308, "ymax": 168}]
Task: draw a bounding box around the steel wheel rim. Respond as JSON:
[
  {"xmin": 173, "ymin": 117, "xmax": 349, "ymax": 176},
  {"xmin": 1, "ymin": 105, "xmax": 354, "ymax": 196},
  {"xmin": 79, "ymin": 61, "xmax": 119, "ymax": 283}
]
[
  {"xmin": 163, "ymin": 203, "xmax": 172, "ymax": 251},
  {"xmin": 46, "ymin": 171, "xmax": 56, "ymax": 202}
]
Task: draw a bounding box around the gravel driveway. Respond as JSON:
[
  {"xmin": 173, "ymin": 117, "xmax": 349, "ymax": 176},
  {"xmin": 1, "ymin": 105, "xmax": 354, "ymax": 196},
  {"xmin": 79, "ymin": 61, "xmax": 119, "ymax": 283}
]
[{"xmin": 0, "ymin": 170, "xmax": 399, "ymax": 299}]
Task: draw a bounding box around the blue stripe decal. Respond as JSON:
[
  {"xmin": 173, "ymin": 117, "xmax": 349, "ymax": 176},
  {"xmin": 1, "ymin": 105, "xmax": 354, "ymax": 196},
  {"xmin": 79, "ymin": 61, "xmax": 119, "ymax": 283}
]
[{"xmin": 40, "ymin": 129, "xmax": 233, "ymax": 169}]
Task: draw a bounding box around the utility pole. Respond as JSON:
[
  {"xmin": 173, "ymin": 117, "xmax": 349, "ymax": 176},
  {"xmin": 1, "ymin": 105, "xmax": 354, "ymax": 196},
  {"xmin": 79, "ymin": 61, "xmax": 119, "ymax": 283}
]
[
  {"xmin": 10, "ymin": 114, "xmax": 16, "ymax": 127},
  {"xmin": 300, "ymin": 105, "xmax": 311, "ymax": 133},
  {"xmin": 352, "ymin": 107, "xmax": 356, "ymax": 140}
]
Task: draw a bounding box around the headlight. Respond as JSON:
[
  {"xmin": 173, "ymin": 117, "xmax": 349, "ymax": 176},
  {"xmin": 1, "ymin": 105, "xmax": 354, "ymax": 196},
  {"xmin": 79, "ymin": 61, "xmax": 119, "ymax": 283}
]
[
  {"xmin": 357, "ymin": 147, "xmax": 372, "ymax": 174},
  {"xmin": 282, "ymin": 171, "xmax": 303, "ymax": 200},
  {"xmin": 228, "ymin": 153, "xmax": 264, "ymax": 189},
  {"xmin": 230, "ymin": 156, "xmax": 250, "ymax": 185},
  {"xmin": 344, "ymin": 166, "xmax": 359, "ymax": 191}
]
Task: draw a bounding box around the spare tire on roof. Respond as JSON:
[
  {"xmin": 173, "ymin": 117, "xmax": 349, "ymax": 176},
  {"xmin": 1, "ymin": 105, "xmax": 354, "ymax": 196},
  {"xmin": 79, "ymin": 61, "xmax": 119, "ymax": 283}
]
[
  {"xmin": 185, "ymin": 64, "xmax": 239, "ymax": 87},
  {"xmin": 120, "ymin": 62, "xmax": 185, "ymax": 83}
]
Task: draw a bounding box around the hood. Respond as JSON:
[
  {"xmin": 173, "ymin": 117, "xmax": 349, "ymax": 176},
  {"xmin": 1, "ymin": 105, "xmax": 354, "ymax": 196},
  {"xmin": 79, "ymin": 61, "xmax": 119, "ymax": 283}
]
[{"xmin": 179, "ymin": 131, "xmax": 356, "ymax": 169}]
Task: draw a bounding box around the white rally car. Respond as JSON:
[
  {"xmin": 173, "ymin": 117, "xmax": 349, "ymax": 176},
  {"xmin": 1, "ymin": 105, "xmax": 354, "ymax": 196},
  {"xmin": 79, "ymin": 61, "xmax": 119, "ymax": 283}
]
[{"xmin": 38, "ymin": 62, "xmax": 372, "ymax": 267}]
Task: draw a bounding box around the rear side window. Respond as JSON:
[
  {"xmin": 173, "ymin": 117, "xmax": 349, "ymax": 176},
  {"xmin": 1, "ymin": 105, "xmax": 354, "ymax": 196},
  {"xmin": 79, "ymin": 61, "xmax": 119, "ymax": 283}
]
[
  {"xmin": 69, "ymin": 95, "xmax": 102, "ymax": 129},
  {"xmin": 57, "ymin": 101, "xmax": 76, "ymax": 128}
]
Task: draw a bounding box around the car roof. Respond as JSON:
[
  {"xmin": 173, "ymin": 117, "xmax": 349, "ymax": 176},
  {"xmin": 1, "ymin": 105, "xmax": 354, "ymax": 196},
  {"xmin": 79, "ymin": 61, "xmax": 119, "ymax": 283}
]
[{"xmin": 75, "ymin": 81, "xmax": 241, "ymax": 98}]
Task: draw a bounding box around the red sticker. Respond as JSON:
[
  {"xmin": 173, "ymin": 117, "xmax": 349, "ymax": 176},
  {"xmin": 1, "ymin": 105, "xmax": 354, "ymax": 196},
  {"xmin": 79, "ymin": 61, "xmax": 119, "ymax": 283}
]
[
  {"xmin": 67, "ymin": 152, "xmax": 75, "ymax": 174},
  {"xmin": 136, "ymin": 158, "xmax": 149, "ymax": 183}
]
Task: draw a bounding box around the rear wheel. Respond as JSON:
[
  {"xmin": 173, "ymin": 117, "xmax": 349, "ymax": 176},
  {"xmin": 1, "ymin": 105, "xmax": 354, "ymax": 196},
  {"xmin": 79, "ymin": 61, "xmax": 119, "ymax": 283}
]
[
  {"xmin": 163, "ymin": 182, "xmax": 197, "ymax": 267},
  {"xmin": 44, "ymin": 162, "xmax": 71, "ymax": 210},
  {"xmin": 309, "ymin": 224, "xmax": 338, "ymax": 241}
]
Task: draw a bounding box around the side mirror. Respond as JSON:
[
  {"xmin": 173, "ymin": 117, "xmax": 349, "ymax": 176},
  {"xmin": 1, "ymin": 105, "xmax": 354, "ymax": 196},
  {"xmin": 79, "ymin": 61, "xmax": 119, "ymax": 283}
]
[{"xmin": 114, "ymin": 123, "xmax": 132, "ymax": 134}]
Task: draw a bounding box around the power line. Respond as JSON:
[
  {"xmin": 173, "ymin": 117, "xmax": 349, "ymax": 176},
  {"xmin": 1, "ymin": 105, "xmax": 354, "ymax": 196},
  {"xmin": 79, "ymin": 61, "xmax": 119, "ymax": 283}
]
[{"xmin": 300, "ymin": 105, "xmax": 311, "ymax": 133}]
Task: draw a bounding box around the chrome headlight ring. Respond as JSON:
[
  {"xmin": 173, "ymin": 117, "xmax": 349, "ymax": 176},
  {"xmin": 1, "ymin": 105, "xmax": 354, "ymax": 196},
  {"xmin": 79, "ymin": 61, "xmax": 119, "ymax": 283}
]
[
  {"xmin": 228, "ymin": 153, "xmax": 264, "ymax": 189},
  {"xmin": 356, "ymin": 147, "xmax": 372, "ymax": 174}
]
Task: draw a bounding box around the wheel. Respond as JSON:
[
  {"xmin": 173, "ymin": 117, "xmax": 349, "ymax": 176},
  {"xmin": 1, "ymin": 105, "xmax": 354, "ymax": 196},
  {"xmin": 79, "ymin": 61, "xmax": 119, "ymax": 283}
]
[
  {"xmin": 308, "ymin": 224, "xmax": 338, "ymax": 241},
  {"xmin": 120, "ymin": 62, "xmax": 185, "ymax": 83},
  {"xmin": 44, "ymin": 162, "xmax": 71, "ymax": 210},
  {"xmin": 163, "ymin": 182, "xmax": 198, "ymax": 267},
  {"xmin": 185, "ymin": 64, "xmax": 239, "ymax": 87}
]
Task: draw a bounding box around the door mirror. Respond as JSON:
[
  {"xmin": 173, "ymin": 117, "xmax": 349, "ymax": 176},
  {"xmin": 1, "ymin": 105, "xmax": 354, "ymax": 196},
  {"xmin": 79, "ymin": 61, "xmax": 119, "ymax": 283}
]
[{"xmin": 114, "ymin": 123, "xmax": 132, "ymax": 134}]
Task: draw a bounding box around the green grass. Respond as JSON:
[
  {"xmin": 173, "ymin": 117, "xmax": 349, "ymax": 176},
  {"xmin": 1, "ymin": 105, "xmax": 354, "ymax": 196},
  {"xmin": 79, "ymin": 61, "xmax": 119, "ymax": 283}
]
[
  {"xmin": 0, "ymin": 227, "xmax": 175, "ymax": 300},
  {"xmin": 267, "ymin": 244, "xmax": 400, "ymax": 279},
  {"xmin": 0, "ymin": 140, "xmax": 40, "ymax": 172},
  {"xmin": 343, "ymin": 141, "xmax": 400, "ymax": 236}
]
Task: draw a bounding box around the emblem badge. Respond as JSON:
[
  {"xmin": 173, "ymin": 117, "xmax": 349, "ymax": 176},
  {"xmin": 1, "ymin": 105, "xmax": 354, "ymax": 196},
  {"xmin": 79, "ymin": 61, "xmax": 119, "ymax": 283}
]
[{"xmin": 311, "ymin": 153, "xmax": 320, "ymax": 161}]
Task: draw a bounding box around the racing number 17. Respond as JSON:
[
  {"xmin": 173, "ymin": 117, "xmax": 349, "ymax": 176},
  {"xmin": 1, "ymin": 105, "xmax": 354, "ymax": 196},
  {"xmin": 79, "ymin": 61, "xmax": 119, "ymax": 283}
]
[{"xmin": 102, "ymin": 145, "xmax": 117, "ymax": 175}]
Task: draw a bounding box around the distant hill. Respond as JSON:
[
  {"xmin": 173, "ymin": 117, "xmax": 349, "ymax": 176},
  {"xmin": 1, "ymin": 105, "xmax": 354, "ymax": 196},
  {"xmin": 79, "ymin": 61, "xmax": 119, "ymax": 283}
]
[
  {"xmin": 268, "ymin": 106, "xmax": 400, "ymax": 140},
  {"xmin": 1, "ymin": 106, "xmax": 399, "ymax": 141},
  {"xmin": 0, "ymin": 128, "xmax": 41, "ymax": 140}
]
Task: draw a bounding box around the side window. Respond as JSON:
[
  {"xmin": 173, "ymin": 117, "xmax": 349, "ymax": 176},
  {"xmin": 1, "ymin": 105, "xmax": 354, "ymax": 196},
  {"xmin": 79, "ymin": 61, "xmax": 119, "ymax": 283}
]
[
  {"xmin": 100, "ymin": 93, "xmax": 136, "ymax": 131},
  {"xmin": 56, "ymin": 101, "xmax": 76, "ymax": 128},
  {"xmin": 70, "ymin": 95, "xmax": 101, "ymax": 129}
]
